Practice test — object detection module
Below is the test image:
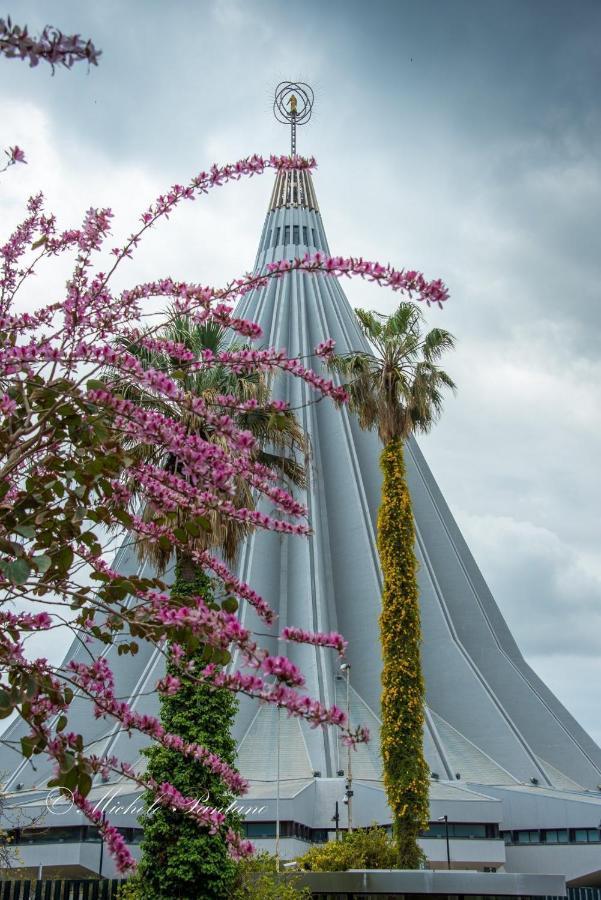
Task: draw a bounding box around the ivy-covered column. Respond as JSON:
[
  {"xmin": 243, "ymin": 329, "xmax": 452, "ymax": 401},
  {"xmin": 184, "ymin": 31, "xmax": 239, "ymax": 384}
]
[
  {"xmin": 136, "ymin": 560, "xmax": 242, "ymax": 899},
  {"xmin": 378, "ymin": 439, "xmax": 429, "ymax": 868}
]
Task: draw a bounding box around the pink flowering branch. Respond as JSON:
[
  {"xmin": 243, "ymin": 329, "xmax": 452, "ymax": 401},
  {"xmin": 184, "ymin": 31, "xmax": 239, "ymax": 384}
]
[
  {"xmin": 282, "ymin": 626, "xmax": 348, "ymax": 656},
  {"xmin": 0, "ymin": 17, "xmax": 100, "ymax": 71},
  {"xmin": 0, "ymin": 145, "xmax": 26, "ymax": 174}
]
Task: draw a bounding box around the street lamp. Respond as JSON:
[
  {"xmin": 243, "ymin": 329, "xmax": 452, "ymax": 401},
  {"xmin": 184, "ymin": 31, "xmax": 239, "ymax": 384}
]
[
  {"xmin": 437, "ymin": 815, "xmax": 451, "ymax": 870},
  {"xmin": 340, "ymin": 663, "xmax": 353, "ymax": 832},
  {"xmin": 98, "ymin": 811, "xmax": 107, "ymax": 878},
  {"xmin": 275, "ymin": 705, "xmax": 281, "ymax": 872},
  {"xmin": 332, "ymin": 801, "xmax": 340, "ymax": 841}
]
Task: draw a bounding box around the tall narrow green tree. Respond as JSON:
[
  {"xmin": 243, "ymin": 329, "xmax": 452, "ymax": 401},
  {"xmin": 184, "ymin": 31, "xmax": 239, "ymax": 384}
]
[
  {"xmin": 330, "ymin": 302, "xmax": 455, "ymax": 867},
  {"xmin": 107, "ymin": 316, "xmax": 307, "ymax": 899}
]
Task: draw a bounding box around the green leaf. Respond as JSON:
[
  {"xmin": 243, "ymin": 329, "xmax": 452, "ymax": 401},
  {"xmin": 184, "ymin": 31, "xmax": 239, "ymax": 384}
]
[
  {"xmin": 23, "ymin": 675, "xmax": 37, "ymax": 699},
  {"xmin": 86, "ymin": 379, "xmax": 105, "ymax": 392},
  {"xmin": 60, "ymin": 751, "xmax": 76, "ymax": 773},
  {"xmin": 32, "ymin": 554, "xmax": 52, "ymax": 574},
  {"xmin": 63, "ymin": 767, "xmax": 79, "ymax": 791},
  {"xmin": 0, "ymin": 690, "xmax": 12, "ymax": 711},
  {"xmin": 55, "ymin": 545, "xmax": 74, "ymax": 575},
  {"xmin": 78, "ymin": 771, "xmax": 93, "ymax": 797},
  {"xmin": 5, "ymin": 558, "xmax": 31, "ymax": 585},
  {"xmin": 14, "ymin": 524, "xmax": 35, "ymax": 539},
  {"xmin": 158, "ymin": 535, "xmax": 172, "ymax": 552},
  {"xmin": 183, "ymin": 516, "xmax": 210, "ymax": 537},
  {"xmin": 222, "ymin": 597, "xmax": 238, "ymax": 613},
  {"xmin": 21, "ymin": 735, "xmax": 37, "ymax": 758},
  {"xmin": 56, "ymin": 715, "xmax": 68, "ymax": 732}
]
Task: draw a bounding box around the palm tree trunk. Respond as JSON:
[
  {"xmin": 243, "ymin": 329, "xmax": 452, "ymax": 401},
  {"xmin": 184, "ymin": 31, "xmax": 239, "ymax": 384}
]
[
  {"xmin": 177, "ymin": 550, "xmax": 198, "ymax": 586},
  {"xmin": 378, "ymin": 438, "xmax": 430, "ymax": 868}
]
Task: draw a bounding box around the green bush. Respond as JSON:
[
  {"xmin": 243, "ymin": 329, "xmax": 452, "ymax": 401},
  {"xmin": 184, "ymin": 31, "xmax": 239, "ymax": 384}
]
[
  {"xmin": 116, "ymin": 877, "xmax": 142, "ymax": 900},
  {"xmin": 231, "ymin": 852, "xmax": 310, "ymax": 899},
  {"xmin": 297, "ymin": 824, "xmax": 410, "ymax": 871}
]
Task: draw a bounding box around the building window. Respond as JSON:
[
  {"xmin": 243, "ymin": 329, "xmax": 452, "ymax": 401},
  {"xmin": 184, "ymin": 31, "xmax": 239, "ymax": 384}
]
[
  {"xmin": 516, "ymin": 830, "xmax": 540, "ymax": 843},
  {"xmin": 265, "ymin": 228, "xmax": 272, "ymax": 250},
  {"xmin": 284, "ymin": 226, "xmax": 290, "ymax": 245},
  {"xmin": 302, "ymin": 226, "xmax": 308, "ymax": 245},
  {"xmin": 452, "ymin": 823, "xmax": 487, "ymax": 839},
  {"xmin": 245, "ymin": 822, "xmax": 276, "ymax": 838},
  {"xmin": 543, "ymin": 829, "xmax": 568, "ymax": 843},
  {"xmin": 273, "ymin": 227, "xmax": 280, "ymax": 247},
  {"xmin": 574, "ymin": 828, "xmax": 601, "ymax": 842},
  {"xmin": 293, "ymin": 225, "xmax": 300, "ymax": 244},
  {"xmin": 311, "ymin": 228, "xmax": 318, "ymax": 246}
]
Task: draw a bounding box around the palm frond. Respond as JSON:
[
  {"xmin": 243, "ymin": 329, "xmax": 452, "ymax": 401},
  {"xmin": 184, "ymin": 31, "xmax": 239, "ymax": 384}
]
[
  {"xmin": 329, "ymin": 301, "xmax": 456, "ymax": 445},
  {"xmin": 103, "ymin": 313, "xmax": 309, "ymax": 572}
]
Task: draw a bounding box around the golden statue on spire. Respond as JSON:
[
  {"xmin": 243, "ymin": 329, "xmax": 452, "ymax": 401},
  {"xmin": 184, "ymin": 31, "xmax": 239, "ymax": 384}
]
[{"xmin": 273, "ymin": 82, "xmax": 314, "ymax": 156}]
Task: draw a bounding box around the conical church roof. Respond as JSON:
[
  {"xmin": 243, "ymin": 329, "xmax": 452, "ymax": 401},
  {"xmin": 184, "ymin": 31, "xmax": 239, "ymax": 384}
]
[{"xmin": 228, "ymin": 164, "xmax": 601, "ymax": 792}]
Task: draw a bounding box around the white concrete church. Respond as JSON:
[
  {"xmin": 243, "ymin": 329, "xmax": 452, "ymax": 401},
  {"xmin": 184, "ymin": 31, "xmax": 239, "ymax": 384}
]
[{"xmin": 2, "ymin": 106, "xmax": 601, "ymax": 886}]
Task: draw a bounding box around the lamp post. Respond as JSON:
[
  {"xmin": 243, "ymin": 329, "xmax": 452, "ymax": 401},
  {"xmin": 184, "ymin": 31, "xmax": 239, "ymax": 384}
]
[
  {"xmin": 340, "ymin": 663, "xmax": 353, "ymax": 832},
  {"xmin": 275, "ymin": 705, "xmax": 281, "ymax": 872},
  {"xmin": 438, "ymin": 814, "xmax": 451, "ymax": 870},
  {"xmin": 98, "ymin": 811, "xmax": 107, "ymax": 878},
  {"xmin": 332, "ymin": 801, "xmax": 340, "ymax": 841}
]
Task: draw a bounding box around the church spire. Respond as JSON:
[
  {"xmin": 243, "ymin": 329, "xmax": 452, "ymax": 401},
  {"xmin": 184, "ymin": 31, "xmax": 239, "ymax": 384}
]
[
  {"xmin": 273, "ymin": 80, "xmax": 314, "ymax": 157},
  {"xmin": 254, "ymin": 82, "xmax": 326, "ymax": 269},
  {"xmin": 270, "ymin": 82, "xmax": 318, "ymax": 212}
]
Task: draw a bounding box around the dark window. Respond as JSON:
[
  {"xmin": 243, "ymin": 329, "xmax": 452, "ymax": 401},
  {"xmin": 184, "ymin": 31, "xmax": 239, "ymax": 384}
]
[
  {"xmin": 284, "ymin": 226, "xmax": 291, "ymax": 245},
  {"xmin": 302, "ymin": 226, "xmax": 309, "ymax": 245},
  {"xmin": 265, "ymin": 228, "xmax": 272, "ymax": 249},
  {"xmin": 311, "ymin": 228, "xmax": 318, "ymax": 246},
  {"xmin": 543, "ymin": 829, "xmax": 568, "ymax": 843},
  {"xmin": 573, "ymin": 828, "xmax": 601, "ymax": 842},
  {"xmin": 516, "ymin": 830, "xmax": 540, "ymax": 843},
  {"xmin": 273, "ymin": 227, "xmax": 280, "ymax": 247},
  {"xmin": 245, "ymin": 822, "xmax": 276, "ymax": 838},
  {"xmin": 293, "ymin": 225, "xmax": 300, "ymax": 244}
]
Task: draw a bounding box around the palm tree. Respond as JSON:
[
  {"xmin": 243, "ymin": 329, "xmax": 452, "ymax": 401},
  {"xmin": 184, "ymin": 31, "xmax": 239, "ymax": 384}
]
[
  {"xmin": 329, "ymin": 301, "xmax": 456, "ymax": 868},
  {"xmin": 104, "ymin": 314, "xmax": 308, "ymax": 899},
  {"xmin": 108, "ymin": 314, "xmax": 307, "ymax": 571}
]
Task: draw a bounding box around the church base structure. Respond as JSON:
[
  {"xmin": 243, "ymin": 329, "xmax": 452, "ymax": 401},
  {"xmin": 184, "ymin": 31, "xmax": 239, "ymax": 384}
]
[{"xmin": 4, "ymin": 775, "xmax": 601, "ymax": 882}]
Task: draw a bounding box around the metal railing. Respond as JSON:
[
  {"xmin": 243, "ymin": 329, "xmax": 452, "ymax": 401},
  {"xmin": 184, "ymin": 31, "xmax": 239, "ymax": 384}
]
[{"xmin": 0, "ymin": 881, "xmax": 120, "ymax": 900}]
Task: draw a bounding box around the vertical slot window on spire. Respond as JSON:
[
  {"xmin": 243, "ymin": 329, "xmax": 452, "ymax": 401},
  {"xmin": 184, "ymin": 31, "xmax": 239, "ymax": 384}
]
[
  {"xmin": 302, "ymin": 226, "xmax": 308, "ymax": 246},
  {"xmin": 312, "ymin": 228, "xmax": 318, "ymax": 247},
  {"xmin": 273, "ymin": 227, "xmax": 281, "ymax": 247},
  {"xmin": 284, "ymin": 226, "xmax": 290, "ymax": 245},
  {"xmin": 293, "ymin": 225, "xmax": 300, "ymax": 245},
  {"xmin": 265, "ymin": 229, "xmax": 272, "ymax": 251}
]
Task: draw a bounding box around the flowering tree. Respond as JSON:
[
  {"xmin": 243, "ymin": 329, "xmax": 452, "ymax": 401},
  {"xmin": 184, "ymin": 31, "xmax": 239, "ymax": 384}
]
[{"xmin": 0, "ymin": 153, "xmax": 448, "ymax": 873}]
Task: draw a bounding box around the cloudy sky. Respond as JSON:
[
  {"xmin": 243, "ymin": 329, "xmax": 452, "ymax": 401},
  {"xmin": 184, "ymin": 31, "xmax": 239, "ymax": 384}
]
[{"xmin": 2, "ymin": 0, "xmax": 601, "ymax": 740}]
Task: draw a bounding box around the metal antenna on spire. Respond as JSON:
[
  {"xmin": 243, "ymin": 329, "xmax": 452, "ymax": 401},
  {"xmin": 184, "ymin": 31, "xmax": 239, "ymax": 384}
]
[{"xmin": 274, "ymin": 82, "xmax": 314, "ymax": 156}]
